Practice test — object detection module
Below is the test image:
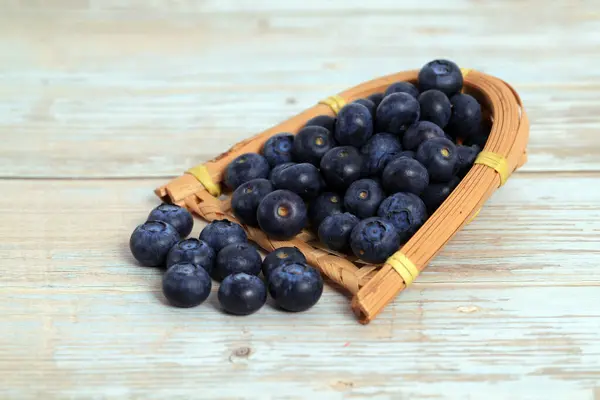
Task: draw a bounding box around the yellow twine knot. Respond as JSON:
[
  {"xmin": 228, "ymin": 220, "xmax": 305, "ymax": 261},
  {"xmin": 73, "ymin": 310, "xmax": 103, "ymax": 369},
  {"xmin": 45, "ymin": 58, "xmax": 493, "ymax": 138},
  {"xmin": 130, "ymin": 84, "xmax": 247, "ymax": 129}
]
[
  {"xmin": 186, "ymin": 164, "xmax": 221, "ymax": 197},
  {"xmin": 318, "ymin": 95, "xmax": 346, "ymax": 115},
  {"xmin": 475, "ymin": 151, "xmax": 510, "ymax": 186},
  {"xmin": 386, "ymin": 252, "xmax": 419, "ymax": 286}
]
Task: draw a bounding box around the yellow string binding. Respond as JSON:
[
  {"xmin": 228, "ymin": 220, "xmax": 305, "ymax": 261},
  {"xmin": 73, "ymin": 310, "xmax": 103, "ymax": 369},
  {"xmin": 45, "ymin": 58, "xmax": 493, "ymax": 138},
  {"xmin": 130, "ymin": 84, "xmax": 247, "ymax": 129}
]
[
  {"xmin": 475, "ymin": 151, "xmax": 510, "ymax": 186},
  {"xmin": 186, "ymin": 164, "xmax": 222, "ymax": 197},
  {"xmin": 386, "ymin": 252, "xmax": 420, "ymax": 286},
  {"xmin": 319, "ymin": 95, "xmax": 346, "ymax": 115}
]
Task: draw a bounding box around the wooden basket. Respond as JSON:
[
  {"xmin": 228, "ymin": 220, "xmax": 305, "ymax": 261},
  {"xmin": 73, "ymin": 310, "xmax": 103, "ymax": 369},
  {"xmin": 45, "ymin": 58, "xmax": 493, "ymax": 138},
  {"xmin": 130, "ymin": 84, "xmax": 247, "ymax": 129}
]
[{"xmin": 155, "ymin": 69, "xmax": 530, "ymax": 324}]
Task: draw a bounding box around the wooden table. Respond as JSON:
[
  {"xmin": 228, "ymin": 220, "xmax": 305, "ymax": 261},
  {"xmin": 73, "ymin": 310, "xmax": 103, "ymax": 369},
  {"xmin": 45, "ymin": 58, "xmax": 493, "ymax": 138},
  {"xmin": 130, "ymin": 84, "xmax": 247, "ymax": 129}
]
[{"xmin": 2, "ymin": 1, "xmax": 599, "ymax": 399}]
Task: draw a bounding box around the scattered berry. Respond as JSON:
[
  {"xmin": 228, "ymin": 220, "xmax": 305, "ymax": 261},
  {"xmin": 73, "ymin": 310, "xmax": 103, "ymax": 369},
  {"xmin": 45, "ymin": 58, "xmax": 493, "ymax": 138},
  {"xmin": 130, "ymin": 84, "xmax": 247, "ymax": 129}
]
[
  {"xmin": 308, "ymin": 192, "xmax": 344, "ymax": 228},
  {"xmin": 130, "ymin": 220, "xmax": 180, "ymax": 267},
  {"xmin": 262, "ymin": 133, "xmax": 295, "ymax": 167},
  {"xmin": 218, "ymin": 273, "xmax": 267, "ymax": 315},
  {"xmin": 376, "ymin": 92, "xmax": 420, "ymax": 135},
  {"xmin": 320, "ymin": 146, "xmax": 364, "ymax": 192},
  {"xmin": 350, "ymin": 217, "xmax": 401, "ymax": 263},
  {"xmin": 224, "ymin": 153, "xmax": 271, "ymax": 190},
  {"xmin": 162, "ymin": 263, "xmax": 212, "ymax": 308},
  {"xmin": 416, "ymin": 137, "xmax": 458, "ymax": 182},
  {"xmin": 418, "ymin": 59, "xmax": 463, "ymax": 97},
  {"xmin": 199, "ymin": 219, "xmax": 248, "ymax": 253},
  {"xmin": 318, "ymin": 212, "xmax": 360, "ymax": 253},
  {"xmin": 293, "ymin": 125, "xmax": 336, "ymax": 166},
  {"xmin": 378, "ymin": 193, "xmax": 428, "ymax": 243},
  {"xmin": 382, "ymin": 156, "xmax": 429, "ymax": 195},
  {"xmin": 166, "ymin": 238, "xmax": 216, "ymax": 273},
  {"xmin": 344, "ymin": 179, "xmax": 385, "ymax": 219},
  {"xmin": 262, "ymin": 247, "xmax": 307, "ymax": 279},
  {"xmin": 334, "ymin": 103, "xmax": 374, "ymax": 147},
  {"xmin": 214, "ymin": 242, "xmax": 262, "ymax": 281},
  {"xmin": 147, "ymin": 203, "xmax": 193, "ymax": 238},
  {"xmin": 257, "ymin": 190, "xmax": 308, "ymax": 240},
  {"xmin": 268, "ymin": 263, "xmax": 323, "ymax": 312},
  {"xmin": 231, "ymin": 178, "xmax": 274, "ymax": 226}
]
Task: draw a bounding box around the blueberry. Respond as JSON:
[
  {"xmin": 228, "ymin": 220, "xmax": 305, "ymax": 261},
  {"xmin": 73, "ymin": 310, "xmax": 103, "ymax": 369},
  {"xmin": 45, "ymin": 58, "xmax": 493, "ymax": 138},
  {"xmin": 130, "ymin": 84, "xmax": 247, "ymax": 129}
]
[
  {"xmin": 320, "ymin": 146, "xmax": 364, "ymax": 191},
  {"xmin": 268, "ymin": 263, "xmax": 323, "ymax": 312},
  {"xmin": 147, "ymin": 203, "xmax": 193, "ymax": 238},
  {"xmin": 464, "ymin": 128, "xmax": 489, "ymax": 148},
  {"xmin": 402, "ymin": 121, "xmax": 446, "ymax": 151},
  {"xmin": 262, "ymin": 133, "xmax": 294, "ymax": 167},
  {"xmin": 308, "ymin": 192, "xmax": 344, "ymax": 228},
  {"xmin": 455, "ymin": 144, "xmax": 481, "ymax": 177},
  {"xmin": 421, "ymin": 177, "xmax": 461, "ymax": 214},
  {"xmin": 334, "ymin": 103, "xmax": 374, "ymax": 147},
  {"xmin": 418, "ymin": 89, "xmax": 452, "ymax": 129},
  {"xmin": 199, "ymin": 219, "xmax": 248, "ymax": 253},
  {"xmin": 231, "ymin": 178, "xmax": 274, "ymax": 226},
  {"xmin": 416, "ymin": 137, "xmax": 458, "ymax": 182},
  {"xmin": 269, "ymin": 162, "xmax": 295, "ymax": 181},
  {"xmin": 360, "ymin": 133, "xmax": 403, "ymax": 176},
  {"xmin": 257, "ymin": 190, "xmax": 308, "ymax": 240},
  {"xmin": 344, "ymin": 179, "xmax": 385, "ymax": 219},
  {"xmin": 225, "ymin": 153, "xmax": 271, "ymax": 190},
  {"xmin": 377, "ymin": 193, "xmax": 428, "ymax": 243},
  {"xmin": 130, "ymin": 220, "xmax": 180, "ymax": 267},
  {"xmin": 446, "ymin": 93, "xmax": 483, "ymax": 140},
  {"xmin": 318, "ymin": 212, "xmax": 360, "ymax": 253},
  {"xmin": 214, "ymin": 242, "xmax": 262, "ymax": 281},
  {"xmin": 293, "ymin": 125, "xmax": 336, "ymax": 166},
  {"xmin": 218, "ymin": 273, "xmax": 267, "ymax": 316},
  {"xmin": 350, "ymin": 217, "xmax": 401, "ymax": 263},
  {"xmin": 418, "ymin": 59, "xmax": 463, "ymax": 97},
  {"xmin": 166, "ymin": 238, "xmax": 216, "ymax": 273},
  {"xmin": 162, "ymin": 263, "xmax": 212, "ymax": 308},
  {"xmin": 262, "ymin": 247, "xmax": 307, "ymax": 279},
  {"xmin": 397, "ymin": 150, "xmax": 415, "ymax": 159},
  {"xmin": 384, "ymin": 81, "xmax": 420, "ymax": 99},
  {"xmin": 270, "ymin": 162, "xmax": 323, "ymax": 200},
  {"xmin": 367, "ymin": 92, "xmax": 384, "ymax": 107},
  {"xmin": 304, "ymin": 115, "xmax": 336, "ymax": 133},
  {"xmin": 382, "ymin": 156, "xmax": 429, "ymax": 195},
  {"xmin": 353, "ymin": 98, "xmax": 376, "ymax": 119},
  {"xmin": 375, "ymin": 92, "xmax": 420, "ymax": 135}
]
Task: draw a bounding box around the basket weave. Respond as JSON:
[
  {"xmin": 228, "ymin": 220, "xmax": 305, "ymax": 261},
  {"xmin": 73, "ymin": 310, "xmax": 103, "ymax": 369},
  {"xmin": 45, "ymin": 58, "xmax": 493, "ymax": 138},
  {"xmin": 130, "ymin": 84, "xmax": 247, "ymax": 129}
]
[{"xmin": 155, "ymin": 69, "xmax": 530, "ymax": 324}]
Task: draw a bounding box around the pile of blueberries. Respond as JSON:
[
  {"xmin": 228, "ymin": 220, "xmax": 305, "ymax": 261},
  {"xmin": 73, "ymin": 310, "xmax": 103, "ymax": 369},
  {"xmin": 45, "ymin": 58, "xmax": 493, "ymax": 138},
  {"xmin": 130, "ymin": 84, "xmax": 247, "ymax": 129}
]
[
  {"xmin": 130, "ymin": 205, "xmax": 322, "ymax": 315},
  {"xmin": 227, "ymin": 59, "xmax": 487, "ymax": 263}
]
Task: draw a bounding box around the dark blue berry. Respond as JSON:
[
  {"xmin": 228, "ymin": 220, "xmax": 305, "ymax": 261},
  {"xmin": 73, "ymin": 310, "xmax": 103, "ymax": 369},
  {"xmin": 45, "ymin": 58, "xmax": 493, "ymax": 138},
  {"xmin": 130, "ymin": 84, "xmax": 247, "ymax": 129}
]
[
  {"xmin": 418, "ymin": 59, "xmax": 463, "ymax": 97},
  {"xmin": 446, "ymin": 93, "xmax": 483, "ymax": 140},
  {"xmin": 367, "ymin": 92, "xmax": 384, "ymax": 107},
  {"xmin": 293, "ymin": 125, "xmax": 336, "ymax": 166},
  {"xmin": 268, "ymin": 263, "xmax": 323, "ymax": 312},
  {"xmin": 162, "ymin": 263, "xmax": 212, "ymax": 308},
  {"xmin": 350, "ymin": 217, "xmax": 401, "ymax": 263},
  {"xmin": 224, "ymin": 153, "xmax": 271, "ymax": 190},
  {"xmin": 421, "ymin": 177, "xmax": 460, "ymax": 214},
  {"xmin": 270, "ymin": 162, "xmax": 323, "ymax": 200},
  {"xmin": 397, "ymin": 150, "xmax": 415, "ymax": 159},
  {"xmin": 384, "ymin": 81, "xmax": 419, "ymax": 99},
  {"xmin": 376, "ymin": 92, "xmax": 420, "ymax": 135},
  {"xmin": 166, "ymin": 238, "xmax": 216, "ymax": 273},
  {"xmin": 465, "ymin": 127, "xmax": 489, "ymax": 148},
  {"xmin": 262, "ymin": 133, "xmax": 294, "ymax": 167},
  {"xmin": 130, "ymin": 220, "xmax": 180, "ymax": 267},
  {"xmin": 378, "ymin": 193, "xmax": 428, "ymax": 243},
  {"xmin": 199, "ymin": 219, "xmax": 247, "ymax": 253},
  {"xmin": 214, "ymin": 242, "xmax": 262, "ymax": 281},
  {"xmin": 231, "ymin": 178, "xmax": 274, "ymax": 226},
  {"xmin": 382, "ymin": 156, "xmax": 429, "ymax": 195},
  {"xmin": 455, "ymin": 144, "xmax": 481, "ymax": 177},
  {"xmin": 304, "ymin": 115, "xmax": 336, "ymax": 133},
  {"xmin": 334, "ymin": 103, "xmax": 374, "ymax": 147},
  {"xmin": 218, "ymin": 273, "xmax": 267, "ymax": 316},
  {"xmin": 262, "ymin": 247, "xmax": 307, "ymax": 279},
  {"xmin": 418, "ymin": 89, "xmax": 452, "ymax": 128},
  {"xmin": 360, "ymin": 133, "xmax": 403, "ymax": 176},
  {"xmin": 318, "ymin": 212, "xmax": 360, "ymax": 253},
  {"xmin": 147, "ymin": 203, "xmax": 193, "ymax": 238},
  {"xmin": 402, "ymin": 121, "xmax": 446, "ymax": 151},
  {"xmin": 269, "ymin": 162, "xmax": 295, "ymax": 181},
  {"xmin": 344, "ymin": 179, "xmax": 385, "ymax": 219},
  {"xmin": 353, "ymin": 98, "xmax": 376, "ymax": 119},
  {"xmin": 308, "ymin": 192, "xmax": 344, "ymax": 228},
  {"xmin": 320, "ymin": 146, "xmax": 364, "ymax": 192},
  {"xmin": 416, "ymin": 137, "xmax": 458, "ymax": 182},
  {"xmin": 257, "ymin": 190, "xmax": 308, "ymax": 240}
]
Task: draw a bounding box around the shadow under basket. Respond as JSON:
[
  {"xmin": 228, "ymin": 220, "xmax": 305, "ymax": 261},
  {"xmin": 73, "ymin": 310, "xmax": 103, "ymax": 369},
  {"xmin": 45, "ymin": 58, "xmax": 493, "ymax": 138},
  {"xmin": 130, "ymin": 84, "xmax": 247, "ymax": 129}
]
[{"xmin": 155, "ymin": 69, "xmax": 530, "ymax": 324}]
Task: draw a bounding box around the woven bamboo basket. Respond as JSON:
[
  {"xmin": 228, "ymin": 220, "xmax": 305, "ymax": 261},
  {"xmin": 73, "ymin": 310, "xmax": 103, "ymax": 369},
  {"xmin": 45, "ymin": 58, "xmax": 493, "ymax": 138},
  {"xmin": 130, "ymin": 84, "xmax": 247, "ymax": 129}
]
[{"xmin": 155, "ymin": 68, "xmax": 530, "ymax": 324}]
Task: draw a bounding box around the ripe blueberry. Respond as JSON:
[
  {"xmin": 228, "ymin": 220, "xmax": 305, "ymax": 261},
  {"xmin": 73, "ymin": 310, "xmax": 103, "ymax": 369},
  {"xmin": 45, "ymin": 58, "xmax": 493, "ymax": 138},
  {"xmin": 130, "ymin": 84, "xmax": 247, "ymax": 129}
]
[
  {"xmin": 360, "ymin": 133, "xmax": 402, "ymax": 176},
  {"xmin": 418, "ymin": 59, "xmax": 463, "ymax": 97},
  {"xmin": 257, "ymin": 190, "xmax": 308, "ymax": 240},
  {"xmin": 318, "ymin": 212, "xmax": 360, "ymax": 253},
  {"xmin": 320, "ymin": 146, "xmax": 364, "ymax": 192},
  {"xmin": 262, "ymin": 247, "xmax": 307, "ymax": 279},
  {"xmin": 402, "ymin": 121, "xmax": 446, "ymax": 151},
  {"xmin": 199, "ymin": 219, "xmax": 247, "ymax": 253},
  {"xmin": 304, "ymin": 115, "xmax": 336, "ymax": 133},
  {"xmin": 214, "ymin": 242, "xmax": 262, "ymax": 281},
  {"xmin": 384, "ymin": 81, "xmax": 420, "ymax": 99},
  {"xmin": 308, "ymin": 192, "xmax": 344, "ymax": 228},
  {"xmin": 268, "ymin": 263, "xmax": 323, "ymax": 312},
  {"xmin": 455, "ymin": 144, "xmax": 481, "ymax": 177},
  {"xmin": 130, "ymin": 220, "xmax": 180, "ymax": 267},
  {"xmin": 382, "ymin": 156, "xmax": 429, "ymax": 195},
  {"xmin": 270, "ymin": 162, "xmax": 323, "ymax": 200},
  {"xmin": 218, "ymin": 273, "xmax": 267, "ymax": 316},
  {"xmin": 350, "ymin": 217, "xmax": 401, "ymax": 263},
  {"xmin": 334, "ymin": 102, "xmax": 374, "ymax": 147},
  {"xmin": 225, "ymin": 153, "xmax": 271, "ymax": 190},
  {"xmin": 352, "ymin": 98, "xmax": 376, "ymax": 119},
  {"xmin": 446, "ymin": 93, "xmax": 483, "ymax": 140},
  {"xmin": 418, "ymin": 89, "xmax": 452, "ymax": 129},
  {"xmin": 269, "ymin": 162, "xmax": 295, "ymax": 181},
  {"xmin": 344, "ymin": 179, "xmax": 385, "ymax": 219},
  {"xmin": 416, "ymin": 137, "xmax": 458, "ymax": 182},
  {"xmin": 147, "ymin": 203, "xmax": 193, "ymax": 238},
  {"xmin": 262, "ymin": 133, "xmax": 294, "ymax": 167},
  {"xmin": 367, "ymin": 92, "xmax": 384, "ymax": 107},
  {"xmin": 166, "ymin": 238, "xmax": 216, "ymax": 273},
  {"xmin": 293, "ymin": 125, "xmax": 336, "ymax": 166},
  {"xmin": 378, "ymin": 193, "xmax": 428, "ymax": 243},
  {"xmin": 397, "ymin": 150, "xmax": 415, "ymax": 159},
  {"xmin": 231, "ymin": 178, "xmax": 274, "ymax": 226},
  {"xmin": 376, "ymin": 92, "xmax": 420, "ymax": 135},
  {"xmin": 421, "ymin": 177, "xmax": 461, "ymax": 214},
  {"xmin": 162, "ymin": 263, "xmax": 212, "ymax": 308}
]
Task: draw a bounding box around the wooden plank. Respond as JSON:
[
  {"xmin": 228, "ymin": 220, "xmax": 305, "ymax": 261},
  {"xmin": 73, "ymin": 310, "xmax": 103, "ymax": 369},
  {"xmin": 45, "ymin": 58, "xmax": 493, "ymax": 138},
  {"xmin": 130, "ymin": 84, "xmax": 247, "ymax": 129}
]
[
  {"xmin": 0, "ymin": 1, "xmax": 599, "ymax": 177},
  {"xmin": 0, "ymin": 176, "xmax": 599, "ymax": 398}
]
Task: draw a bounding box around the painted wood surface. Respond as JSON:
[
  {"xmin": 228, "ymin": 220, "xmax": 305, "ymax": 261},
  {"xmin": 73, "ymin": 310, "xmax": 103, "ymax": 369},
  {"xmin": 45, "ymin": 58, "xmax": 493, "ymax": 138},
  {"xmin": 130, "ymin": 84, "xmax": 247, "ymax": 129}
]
[{"xmin": 1, "ymin": 1, "xmax": 599, "ymax": 399}]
